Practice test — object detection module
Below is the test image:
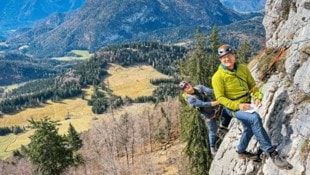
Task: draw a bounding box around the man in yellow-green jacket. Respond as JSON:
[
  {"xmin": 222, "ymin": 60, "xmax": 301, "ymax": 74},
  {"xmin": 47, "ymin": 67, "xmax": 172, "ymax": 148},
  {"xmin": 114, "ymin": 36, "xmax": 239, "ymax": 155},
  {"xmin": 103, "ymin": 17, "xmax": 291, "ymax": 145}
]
[{"xmin": 211, "ymin": 44, "xmax": 292, "ymax": 169}]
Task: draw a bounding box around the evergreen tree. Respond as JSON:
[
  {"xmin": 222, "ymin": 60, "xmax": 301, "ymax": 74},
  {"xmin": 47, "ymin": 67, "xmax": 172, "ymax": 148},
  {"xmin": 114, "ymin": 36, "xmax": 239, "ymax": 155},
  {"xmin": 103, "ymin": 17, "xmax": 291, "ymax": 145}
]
[
  {"xmin": 236, "ymin": 41, "xmax": 251, "ymax": 64},
  {"xmin": 209, "ymin": 26, "xmax": 220, "ymax": 54},
  {"xmin": 91, "ymin": 97, "xmax": 108, "ymax": 114},
  {"xmin": 184, "ymin": 109, "xmax": 212, "ymax": 175},
  {"xmin": 179, "ymin": 27, "xmax": 222, "ymax": 174},
  {"xmin": 27, "ymin": 117, "xmax": 81, "ymax": 175},
  {"xmin": 180, "ymin": 28, "xmax": 208, "ymax": 85},
  {"xmin": 179, "ymin": 96, "xmax": 194, "ymax": 140},
  {"xmin": 179, "ymin": 94, "xmax": 212, "ymax": 175},
  {"xmin": 88, "ymin": 86, "xmax": 109, "ymax": 114},
  {"xmin": 208, "ymin": 26, "xmax": 221, "ymax": 80},
  {"xmin": 195, "ymin": 28, "xmax": 209, "ymax": 85},
  {"xmin": 67, "ymin": 123, "xmax": 83, "ymax": 151},
  {"xmin": 179, "ymin": 27, "xmax": 220, "ymax": 86}
]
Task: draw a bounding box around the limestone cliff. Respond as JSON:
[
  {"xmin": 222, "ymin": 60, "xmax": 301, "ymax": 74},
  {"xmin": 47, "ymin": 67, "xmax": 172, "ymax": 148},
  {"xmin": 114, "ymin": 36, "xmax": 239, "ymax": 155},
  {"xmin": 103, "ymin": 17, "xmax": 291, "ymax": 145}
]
[{"xmin": 209, "ymin": 0, "xmax": 310, "ymax": 174}]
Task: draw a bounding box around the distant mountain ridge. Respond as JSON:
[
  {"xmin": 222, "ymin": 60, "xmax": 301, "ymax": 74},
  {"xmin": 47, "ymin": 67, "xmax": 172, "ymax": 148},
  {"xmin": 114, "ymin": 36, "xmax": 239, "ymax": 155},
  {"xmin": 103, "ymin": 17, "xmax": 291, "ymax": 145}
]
[
  {"xmin": 0, "ymin": 0, "xmax": 85, "ymax": 35},
  {"xmin": 7, "ymin": 0, "xmax": 249, "ymax": 58},
  {"xmin": 220, "ymin": 0, "xmax": 266, "ymax": 13}
]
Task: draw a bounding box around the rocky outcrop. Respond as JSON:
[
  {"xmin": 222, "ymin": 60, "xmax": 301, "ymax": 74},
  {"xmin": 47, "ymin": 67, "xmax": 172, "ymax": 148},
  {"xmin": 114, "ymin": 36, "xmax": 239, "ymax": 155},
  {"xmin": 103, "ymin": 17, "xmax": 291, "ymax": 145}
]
[
  {"xmin": 263, "ymin": 0, "xmax": 310, "ymax": 96},
  {"xmin": 210, "ymin": 0, "xmax": 310, "ymax": 174}
]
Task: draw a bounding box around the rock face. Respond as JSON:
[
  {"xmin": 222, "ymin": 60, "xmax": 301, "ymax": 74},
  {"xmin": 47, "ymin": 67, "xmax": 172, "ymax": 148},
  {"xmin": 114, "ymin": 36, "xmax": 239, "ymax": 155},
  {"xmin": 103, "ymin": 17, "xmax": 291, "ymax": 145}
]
[{"xmin": 210, "ymin": 0, "xmax": 310, "ymax": 174}]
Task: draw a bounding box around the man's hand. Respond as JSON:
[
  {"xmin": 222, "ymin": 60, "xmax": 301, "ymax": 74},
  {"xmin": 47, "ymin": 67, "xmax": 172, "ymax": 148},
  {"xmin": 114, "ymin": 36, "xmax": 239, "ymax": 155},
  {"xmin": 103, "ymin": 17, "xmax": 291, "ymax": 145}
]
[
  {"xmin": 211, "ymin": 101, "xmax": 219, "ymax": 106},
  {"xmin": 239, "ymin": 101, "xmax": 261, "ymax": 111},
  {"xmin": 239, "ymin": 103, "xmax": 252, "ymax": 111},
  {"xmin": 255, "ymin": 99, "xmax": 261, "ymax": 107},
  {"xmin": 204, "ymin": 118, "xmax": 211, "ymax": 123}
]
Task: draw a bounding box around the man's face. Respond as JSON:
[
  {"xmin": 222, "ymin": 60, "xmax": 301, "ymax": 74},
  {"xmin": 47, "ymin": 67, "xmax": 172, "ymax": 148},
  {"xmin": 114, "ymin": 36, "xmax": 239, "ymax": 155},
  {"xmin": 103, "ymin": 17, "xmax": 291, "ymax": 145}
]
[
  {"xmin": 219, "ymin": 53, "xmax": 236, "ymax": 69},
  {"xmin": 183, "ymin": 83, "xmax": 194, "ymax": 94}
]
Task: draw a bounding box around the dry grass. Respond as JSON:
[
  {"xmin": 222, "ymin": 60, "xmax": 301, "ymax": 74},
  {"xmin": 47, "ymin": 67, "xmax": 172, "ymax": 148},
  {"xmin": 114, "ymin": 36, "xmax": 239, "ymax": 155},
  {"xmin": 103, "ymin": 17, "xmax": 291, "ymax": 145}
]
[
  {"xmin": 77, "ymin": 99, "xmax": 183, "ymax": 175},
  {"xmin": 0, "ymin": 134, "xmax": 15, "ymax": 151},
  {"xmin": 70, "ymin": 50, "xmax": 93, "ymax": 59},
  {"xmin": 51, "ymin": 56, "xmax": 85, "ymax": 61},
  {"xmin": 0, "ymin": 97, "xmax": 93, "ymax": 159},
  {"xmin": 3, "ymin": 84, "xmax": 19, "ymax": 93},
  {"xmin": 248, "ymin": 50, "xmax": 266, "ymax": 70},
  {"xmin": 0, "ymin": 87, "xmax": 94, "ymax": 159},
  {"xmin": 0, "ymin": 98, "xmax": 93, "ymax": 127},
  {"xmin": 105, "ymin": 64, "xmax": 170, "ymax": 98},
  {"xmin": 301, "ymin": 140, "xmax": 310, "ymax": 161},
  {"xmin": 0, "ymin": 102, "xmax": 150, "ymax": 159},
  {"xmin": 150, "ymin": 140, "xmax": 185, "ymax": 175},
  {"xmin": 0, "ymin": 64, "xmax": 171, "ymax": 159},
  {"xmin": 51, "ymin": 50, "xmax": 92, "ymax": 61},
  {"xmin": 6, "ymin": 131, "xmax": 34, "ymax": 151}
]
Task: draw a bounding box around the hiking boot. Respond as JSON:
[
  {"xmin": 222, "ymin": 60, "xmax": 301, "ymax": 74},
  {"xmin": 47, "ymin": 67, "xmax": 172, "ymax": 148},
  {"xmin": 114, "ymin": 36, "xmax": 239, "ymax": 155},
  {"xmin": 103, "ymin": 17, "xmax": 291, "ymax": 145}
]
[
  {"xmin": 253, "ymin": 148, "xmax": 264, "ymax": 163},
  {"xmin": 219, "ymin": 124, "xmax": 229, "ymax": 132},
  {"xmin": 269, "ymin": 151, "xmax": 293, "ymax": 170},
  {"xmin": 237, "ymin": 151, "xmax": 259, "ymax": 160},
  {"xmin": 211, "ymin": 147, "xmax": 217, "ymax": 156}
]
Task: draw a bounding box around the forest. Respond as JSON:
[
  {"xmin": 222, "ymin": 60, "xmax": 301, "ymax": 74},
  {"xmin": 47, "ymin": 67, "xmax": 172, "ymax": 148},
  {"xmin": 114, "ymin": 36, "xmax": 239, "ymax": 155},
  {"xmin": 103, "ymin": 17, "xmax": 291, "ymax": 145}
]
[{"xmin": 0, "ymin": 41, "xmax": 190, "ymax": 114}]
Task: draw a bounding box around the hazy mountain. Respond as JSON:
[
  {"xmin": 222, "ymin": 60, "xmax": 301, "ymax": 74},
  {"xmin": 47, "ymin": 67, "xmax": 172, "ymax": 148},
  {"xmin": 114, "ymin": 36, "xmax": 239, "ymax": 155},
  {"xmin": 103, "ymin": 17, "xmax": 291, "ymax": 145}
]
[
  {"xmin": 7, "ymin": 0, "xmax": 247, "ymax": 58},
  {"xmin": 220, "ymin": 0, "xmax": 266, "ymax": 13},
  {"xmin": 0, "ymin": 0, "xmax": 85, "ymax": 36}
]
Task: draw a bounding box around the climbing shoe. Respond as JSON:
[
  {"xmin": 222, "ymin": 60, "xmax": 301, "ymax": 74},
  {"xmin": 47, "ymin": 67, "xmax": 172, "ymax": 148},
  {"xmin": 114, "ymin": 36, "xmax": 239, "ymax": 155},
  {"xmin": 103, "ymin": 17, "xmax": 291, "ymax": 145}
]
[
  {"xmin": 269, "ymin": 151, "xmax": 293, "ymax": 170},
  {"xmin": 211, "ymin": 147, "xmax": 217, "ymax": 156},
  {"xmin": 253, "ymin": 148, "xmax": 264, "ymax": 163},
  {"xmin": 237, "ymin": 151, "xmax": 259, "ymax": 160},
  {"xmin": 219, "ymin": 124, "xmax": 229, "ymax": 131}
]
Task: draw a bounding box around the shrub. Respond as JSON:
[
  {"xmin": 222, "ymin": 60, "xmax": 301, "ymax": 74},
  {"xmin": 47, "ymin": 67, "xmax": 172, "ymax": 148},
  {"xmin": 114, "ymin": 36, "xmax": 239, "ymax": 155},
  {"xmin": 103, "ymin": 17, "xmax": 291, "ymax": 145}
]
[{"xmin": 301, "ymin": 140, "xmax": 310, "ymax": 161}]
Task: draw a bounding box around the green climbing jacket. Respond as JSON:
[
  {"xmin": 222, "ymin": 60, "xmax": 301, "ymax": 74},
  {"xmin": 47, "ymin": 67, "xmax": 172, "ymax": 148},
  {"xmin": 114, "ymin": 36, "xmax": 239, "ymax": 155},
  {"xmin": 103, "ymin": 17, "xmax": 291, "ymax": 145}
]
[{"xmin": 212, "ymin": 63, "xmax": 263, "ymax": 111}]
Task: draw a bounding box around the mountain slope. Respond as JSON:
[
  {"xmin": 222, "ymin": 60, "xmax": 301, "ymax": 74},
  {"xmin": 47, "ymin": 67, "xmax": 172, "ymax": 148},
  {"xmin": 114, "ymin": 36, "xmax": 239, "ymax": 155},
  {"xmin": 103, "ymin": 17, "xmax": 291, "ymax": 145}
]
[
  {"xmin": 0, "ymin": 54, "xmax": 60, "ymax": 85},
  {"xmin": 0, "ymin": 0, "xmax": 85, "ymax": 31},
  {"xmin": 220, "ymin": 0, "xmax": 266, "ymax": 13},
  {"xmin": 7, "ymin": 0, "xmax": 245, "ymax": 57}
]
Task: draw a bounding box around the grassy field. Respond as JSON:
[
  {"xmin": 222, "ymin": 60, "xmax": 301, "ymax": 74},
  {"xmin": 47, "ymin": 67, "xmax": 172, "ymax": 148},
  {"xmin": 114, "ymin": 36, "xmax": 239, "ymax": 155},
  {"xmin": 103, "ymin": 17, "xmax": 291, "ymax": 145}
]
[
  {"xmin": 51, "ymin": 50, "xmax": 93, "ymax": 61},
  {"xmin": 0, "ymin": 88, "xmax": 94, "ymax": 159},
  {"xmin": 3, "ymin": 84, "xmax": 19, "ymax": 93},
  {"xmin": 0, "ymin": 64, "xmax": 170, "ymax": 159},
  {"xmin": 105, "ymin": 64, "xmax": 170, "ymax": 98},
  {"xmin": 70, "ymin": 50, "xmax": 93, "ymax": 59}
]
